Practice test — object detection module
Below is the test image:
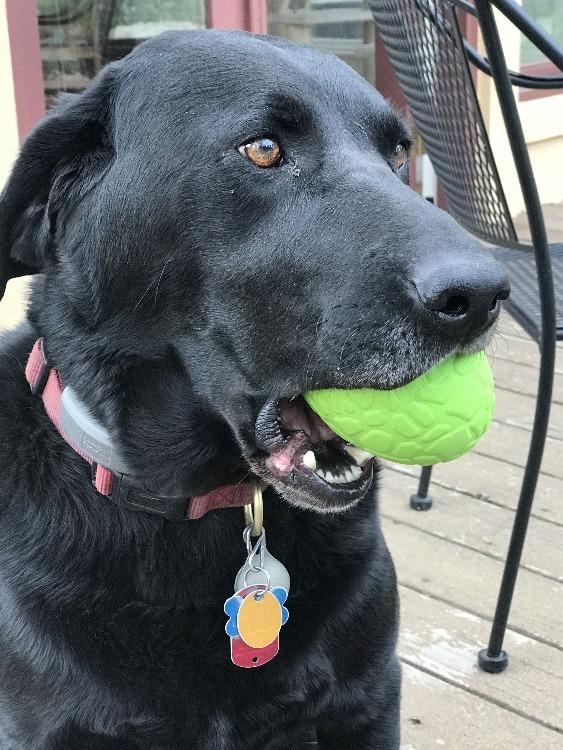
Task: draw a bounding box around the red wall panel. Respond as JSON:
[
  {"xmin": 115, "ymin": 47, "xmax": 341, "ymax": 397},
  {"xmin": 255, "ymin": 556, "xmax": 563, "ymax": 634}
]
[{"xmin": 6, "ymin": 0, "xmax": 45, "ymax": 140}]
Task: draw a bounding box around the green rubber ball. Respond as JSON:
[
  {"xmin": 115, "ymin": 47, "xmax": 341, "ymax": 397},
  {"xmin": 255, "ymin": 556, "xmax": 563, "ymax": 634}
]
[{"xmin": 304, "ymin": 352, "xmax": 494, "ymax": 465}]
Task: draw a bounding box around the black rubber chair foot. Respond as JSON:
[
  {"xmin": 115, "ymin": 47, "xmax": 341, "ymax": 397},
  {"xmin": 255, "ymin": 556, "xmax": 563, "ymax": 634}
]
[
  {"xmin": 410, "ymin": 493, "xmax": 433, "ymax": 511},
  {"xmin": 478, "ymin": 648, "xmax": 509, "ymax": 673}
]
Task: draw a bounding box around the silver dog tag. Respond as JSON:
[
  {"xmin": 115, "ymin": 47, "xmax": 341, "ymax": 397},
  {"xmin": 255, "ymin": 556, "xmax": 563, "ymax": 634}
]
[{"xmin": 234, "ymin": 527, "xmax": 291, "ymax": 593}]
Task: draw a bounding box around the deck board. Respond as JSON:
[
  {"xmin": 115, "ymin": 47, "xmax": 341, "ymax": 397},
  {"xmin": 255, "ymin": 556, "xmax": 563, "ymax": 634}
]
[
  {"xmin": 381, "ymin": 518, "xmax": 563, "ymax": 647},
  {"xmin": 474, "ymin": 420, "xmax": 563, "ymax": 478},
  {"xmin": 382, "ymin": 471, "xmax": 563, "ymax": 582},
  {"xmin": 489, "ymin": 358, "xmax": 563, "ymax": 404},
  {"xmin": 488, "ymin": 332, "xmax": 563, "ymax": 372},
  {"xmin": 0, "ymin": 277, "xmax": 29, "ymax": 331},
  {"xmin": 490, "ymin": 386, "xmax": 563, "ymax": 440},
  {"xmin": 401, "ymin": 663, "xmax": 563, "ymax": 750},
  {"xmin": 388, "ymin": 458, "xmax": 563, "ymax": 526},
  {"xmin": 398, "ymin": 588, "xmax": 563, "ymax": 736}
]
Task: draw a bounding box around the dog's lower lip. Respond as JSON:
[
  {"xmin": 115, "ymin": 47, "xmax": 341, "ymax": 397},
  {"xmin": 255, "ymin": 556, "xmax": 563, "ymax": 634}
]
[{"xmin": 254, "ymin": 396, "xmax": 375, "ymax": 502}]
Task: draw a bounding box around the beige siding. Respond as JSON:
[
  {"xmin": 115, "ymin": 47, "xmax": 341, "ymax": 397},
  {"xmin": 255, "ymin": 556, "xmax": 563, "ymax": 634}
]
[
  {"xmin": 0, "ymin": 0, "xmax": 28, "ymax": 332},
  {"xmin": 479, "ymin": 4, "xmax": 563, "ymax": 217}
]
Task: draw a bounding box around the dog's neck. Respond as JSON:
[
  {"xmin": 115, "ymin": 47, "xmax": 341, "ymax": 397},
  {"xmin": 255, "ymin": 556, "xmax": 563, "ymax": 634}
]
[{"xmin": 25, "ymin": 337, "xmax": 254, "ymax": 521}]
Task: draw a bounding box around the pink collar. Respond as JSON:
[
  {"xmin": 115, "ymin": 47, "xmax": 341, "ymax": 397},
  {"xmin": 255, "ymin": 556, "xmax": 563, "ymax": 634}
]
[{"xmin": 25, "ymin": 338, "xmax": 253, "ymax": 521}]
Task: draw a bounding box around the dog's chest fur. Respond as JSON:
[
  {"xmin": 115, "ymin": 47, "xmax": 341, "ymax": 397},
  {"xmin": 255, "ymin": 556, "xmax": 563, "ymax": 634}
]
[{"xmin": 0, "ymin": 329, "xmax": 397, "ymax": 749}]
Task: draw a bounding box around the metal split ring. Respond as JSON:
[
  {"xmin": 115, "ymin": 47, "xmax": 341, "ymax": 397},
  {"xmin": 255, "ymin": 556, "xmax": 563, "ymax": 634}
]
[
  {"xmin": 243, "ymin": 566, "xmax": 271, "ymax": 592},
  {"xmin": 244, "ymin": 481, "xmax": 265, "ymax": 537}
]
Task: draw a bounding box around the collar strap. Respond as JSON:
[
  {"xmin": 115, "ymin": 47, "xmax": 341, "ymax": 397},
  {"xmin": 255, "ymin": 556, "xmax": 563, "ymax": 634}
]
[{"xmin": 25, "ymin": 338, "xmax": 253, "ymax": 521}]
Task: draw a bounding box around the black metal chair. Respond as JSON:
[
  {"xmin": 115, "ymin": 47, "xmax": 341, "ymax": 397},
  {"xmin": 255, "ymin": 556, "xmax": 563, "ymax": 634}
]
[{"xmin": 368, "ymin": 0, "xmax": 563, "ymax": 672}]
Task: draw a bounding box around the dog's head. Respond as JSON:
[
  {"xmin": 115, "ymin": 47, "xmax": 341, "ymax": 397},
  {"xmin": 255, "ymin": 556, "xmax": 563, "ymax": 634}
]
[{"xmin": 0, "ymin": 30, "xmax": 508, "ymax": 513}]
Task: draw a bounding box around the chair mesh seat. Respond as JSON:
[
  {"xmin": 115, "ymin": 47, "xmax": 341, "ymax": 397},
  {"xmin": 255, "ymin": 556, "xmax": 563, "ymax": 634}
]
[{"xmin": 491, "ymin": 244, "xmax": 563, "ymax": 340}]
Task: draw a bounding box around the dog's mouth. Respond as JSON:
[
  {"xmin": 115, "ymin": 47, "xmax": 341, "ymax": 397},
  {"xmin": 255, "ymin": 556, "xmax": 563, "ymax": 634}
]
[
  {"xmin": 252, "ymin": 396, "xmax": 375, "ymax": 512},
  {"xmin": 246, "ymin": 323, "xmax": 499, "ymax": 512}
]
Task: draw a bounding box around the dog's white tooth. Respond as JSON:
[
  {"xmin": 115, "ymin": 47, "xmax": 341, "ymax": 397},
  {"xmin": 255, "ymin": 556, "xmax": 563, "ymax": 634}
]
[
  {"xmin": 343, "ymin": 469, "xmax": 355, "ymax": 483},
  {"xmin": 315, "ymin": 468, "xmax": 326, "ymax": 479},
  {"xmin": 302, "ymin": 450, "xmax": 317, "ymax": 471},
  {"xmin": 349, "ymin": 465, "xmax": 363, "ymax": 480},
  {"xmin": 325, "ymin": 471, "xmax": 335, "ymax": 483},
  {"xmin": 331, "ymin": 473, "xmax": 346, "ymax": 484},
  {"xmin": 344, "ymin": 445, "xmax": 374, "ymax": 466}
]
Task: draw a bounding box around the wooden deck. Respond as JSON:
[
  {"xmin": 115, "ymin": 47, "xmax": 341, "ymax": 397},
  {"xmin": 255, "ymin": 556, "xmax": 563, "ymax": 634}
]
[
  {"xmin": 381, "ymin": 312, "xmax": 563, "ymax": 749},
  {"xmin": 1, "ymin": 239, "xmax": 562, "ymax": 748}
]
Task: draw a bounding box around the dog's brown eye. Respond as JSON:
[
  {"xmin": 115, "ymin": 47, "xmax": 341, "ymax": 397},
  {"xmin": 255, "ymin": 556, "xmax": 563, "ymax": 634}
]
[
  {"xmin": 239, "ymin": 137, "xmax": 282, "ymax": 168},
  {"xmin": 392, "ymin": 143, "xmax": 408, "ymax": 171}
]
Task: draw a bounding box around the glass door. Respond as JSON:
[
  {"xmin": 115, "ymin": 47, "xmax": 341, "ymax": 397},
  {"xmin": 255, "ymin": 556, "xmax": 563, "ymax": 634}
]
[
  {"xmin": 266, "ymin": 0, "xmax": 375, "ymax": 85},
  {"xmin": 38, "ymin": 0, "xmax": 208, "ymax": 107}
]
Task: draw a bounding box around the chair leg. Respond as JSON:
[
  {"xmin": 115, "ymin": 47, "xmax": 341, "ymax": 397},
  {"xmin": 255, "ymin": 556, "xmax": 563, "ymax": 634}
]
[
  {"xmin": 478, "ymin": 356, "xmax": 553, "ymax": 674},
  {"xmin": 410, "ymin": 465, "xmax": 433, "ymax": 510},
  {"xmin": 472, "ymin": 0, "xmax": 557, "ymax": 675}
]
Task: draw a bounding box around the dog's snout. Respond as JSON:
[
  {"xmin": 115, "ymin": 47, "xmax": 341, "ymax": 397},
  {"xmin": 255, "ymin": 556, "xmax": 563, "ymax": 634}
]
[{"xmin": 414, "ymin": 259, "xmax": 510, "ymax": 338}]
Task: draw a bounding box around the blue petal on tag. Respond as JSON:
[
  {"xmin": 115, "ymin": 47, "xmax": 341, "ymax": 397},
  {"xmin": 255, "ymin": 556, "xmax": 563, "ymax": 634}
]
[
  {"xmin": 271, "ymin": 587, "xmax": 288, "ymax": 605},
  {"xmin": 271, "ymin": 587, "xmax": 289, "ymax": 625},
  {"xmin": 224, "ymin": 594, "xmax": 243, "ymax": 637}
]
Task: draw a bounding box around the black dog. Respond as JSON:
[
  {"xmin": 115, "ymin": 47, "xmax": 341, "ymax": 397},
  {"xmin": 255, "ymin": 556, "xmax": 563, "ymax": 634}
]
[{"xmin": 0, "ymin": 30, "xmax": 508, "ymax": 749}]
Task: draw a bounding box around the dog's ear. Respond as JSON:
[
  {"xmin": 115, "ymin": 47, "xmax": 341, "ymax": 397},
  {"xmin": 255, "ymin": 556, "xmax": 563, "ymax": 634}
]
[{"xmin": 0, "ymin": 65, "xmax": 118, "ymax": 301}]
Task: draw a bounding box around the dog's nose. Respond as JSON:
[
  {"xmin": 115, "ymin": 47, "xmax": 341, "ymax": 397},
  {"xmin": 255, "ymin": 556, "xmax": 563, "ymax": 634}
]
[{"xmin": 414, "ymin": 260, "xmax": 510, "ymax": 338}]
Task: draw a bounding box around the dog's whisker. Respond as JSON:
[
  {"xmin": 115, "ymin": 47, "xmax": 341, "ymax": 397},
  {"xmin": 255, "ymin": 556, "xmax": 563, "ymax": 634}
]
[
  {"xmin": 234, "ymin": 471, "xmax": 252, "ymax": 487},
  {"xmin": 353, "ymin": 120, "xmax": 370, "ymax": 140},
  {"xmin": 133, "ymin": 275, "xmax": 159, "ymax": 311},
  {"xmin": 153, "ymin": 259, "xmax": 173, "ymax": 306},
  {"xmin": 484, "ymin": 327, "xmax": 510, "ymax": 366},
  {"xmin": 496, "ymin": 317, "xmax": 521, "ymax": 337},
  {"xmin": 132, "ymin": 259, "xmax": 173, "ymax": 311},
  {"xmin": 337, "ymin": 329, "xmax": 359, "ymax": 368}
]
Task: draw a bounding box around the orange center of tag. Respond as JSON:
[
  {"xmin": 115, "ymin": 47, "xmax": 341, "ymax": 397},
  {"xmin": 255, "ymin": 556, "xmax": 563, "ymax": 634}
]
[{"xmin": 237, "ymin": 590, "xmax": 282, "ymax": 648}]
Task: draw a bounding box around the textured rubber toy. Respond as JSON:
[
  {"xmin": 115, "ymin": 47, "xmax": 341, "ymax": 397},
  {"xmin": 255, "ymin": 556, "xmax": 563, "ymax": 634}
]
[{"xmin": 304, "ymin": 353, "xmax": 494, "ymax": 465}]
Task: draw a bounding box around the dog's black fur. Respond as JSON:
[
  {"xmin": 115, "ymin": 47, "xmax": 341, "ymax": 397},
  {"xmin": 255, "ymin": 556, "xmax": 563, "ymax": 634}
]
[{"xmin": 0, "ymin": 31, "xmax": 507, "ymax": 749}]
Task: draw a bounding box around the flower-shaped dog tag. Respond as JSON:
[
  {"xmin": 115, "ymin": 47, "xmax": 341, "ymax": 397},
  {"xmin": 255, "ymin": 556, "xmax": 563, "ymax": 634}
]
[{"xmin": 224, "ymin": 585, "xmax": 289, "ymax": 668}]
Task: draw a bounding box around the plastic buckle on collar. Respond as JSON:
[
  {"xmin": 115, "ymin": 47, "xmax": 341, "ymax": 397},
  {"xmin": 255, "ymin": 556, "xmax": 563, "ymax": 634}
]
[
  {"xmin": 109, "ymin": 473, "xmax": 190, "ymax": 521},
  {"xmin": 30, "ymin": 344, "xmax": 50, "ymax": 396}
]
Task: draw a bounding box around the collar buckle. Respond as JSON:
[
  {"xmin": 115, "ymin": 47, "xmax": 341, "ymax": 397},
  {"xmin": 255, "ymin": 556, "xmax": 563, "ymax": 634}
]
[{"xmin": 109, "ymin": 473, "xmax": 190, "ymax": 521}]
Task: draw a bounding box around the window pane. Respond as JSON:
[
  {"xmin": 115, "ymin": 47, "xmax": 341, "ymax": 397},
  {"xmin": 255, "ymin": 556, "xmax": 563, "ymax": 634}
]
[
  {"xmin": 266, "ymin": 0, "xmax": 375, "ymax": 86},
  {"xmin": 520, "ymin": 0, "xmax": 563, "ymax": 66},
  {"xmin": 38, "ymin": 0, "xmax": 207, "ymax": 107}
]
